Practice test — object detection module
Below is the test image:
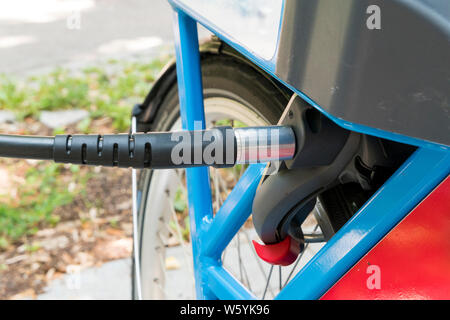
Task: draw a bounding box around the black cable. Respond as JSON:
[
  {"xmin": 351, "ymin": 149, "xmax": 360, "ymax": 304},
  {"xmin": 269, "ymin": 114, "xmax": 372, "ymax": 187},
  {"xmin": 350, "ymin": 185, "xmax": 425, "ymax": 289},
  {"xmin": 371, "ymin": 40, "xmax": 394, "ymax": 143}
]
[
  {"xmin": 0, "ymin": 134, "xmax": 54, "ymax": 160},
  {"xmin": 0, "ymin": 127, "xmax": 236, "ymax": 169},
  {"xmin": 0, "ymin": 125, "xmax": 295, "ymax": 169}
]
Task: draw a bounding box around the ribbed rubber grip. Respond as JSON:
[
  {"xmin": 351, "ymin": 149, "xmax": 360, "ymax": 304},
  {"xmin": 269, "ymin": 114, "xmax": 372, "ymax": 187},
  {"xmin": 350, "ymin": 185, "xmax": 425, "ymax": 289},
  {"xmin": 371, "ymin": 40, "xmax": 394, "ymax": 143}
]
[
  {"xmin": 0, "ymin": 125, "xmax": 295, "ymax": 169},
  {"xmin": 53, "ymin": 127, "xmax": 235, "ymax": 169}
]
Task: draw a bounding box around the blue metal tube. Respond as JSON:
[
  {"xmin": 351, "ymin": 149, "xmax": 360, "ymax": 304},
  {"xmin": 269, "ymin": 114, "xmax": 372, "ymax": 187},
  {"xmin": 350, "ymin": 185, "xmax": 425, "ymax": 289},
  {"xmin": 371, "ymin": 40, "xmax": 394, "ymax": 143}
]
[
  {"xmin": 276, "ymin": 147, "xmax": 450, "ymax": 300},
  {"xmin": 172, "ymin": 9, "xmax": 214, "ymax": 299},
  {"xmin": 202, "ymin": 163, "xmax": 266, "ymax": 260},
  {"xmin": 206, "ymin": 265, "xmax": 256, "ymax": 300}
]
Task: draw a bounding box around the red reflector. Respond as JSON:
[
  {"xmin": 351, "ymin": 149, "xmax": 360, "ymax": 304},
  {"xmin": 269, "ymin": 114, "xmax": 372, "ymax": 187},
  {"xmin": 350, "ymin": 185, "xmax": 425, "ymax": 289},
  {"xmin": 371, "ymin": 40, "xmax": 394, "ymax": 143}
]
[{"xmin": 252, "ymin": 236, "xmax": 301, "ymax": 266}]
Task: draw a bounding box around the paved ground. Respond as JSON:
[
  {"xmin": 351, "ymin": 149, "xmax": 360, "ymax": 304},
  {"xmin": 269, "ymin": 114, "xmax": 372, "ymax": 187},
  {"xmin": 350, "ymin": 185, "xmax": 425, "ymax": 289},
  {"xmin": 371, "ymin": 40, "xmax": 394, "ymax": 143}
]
[
  {"xmin": 37, "ymin": 238, "xmax": 324, "ymax": 300},
  {"xmin": 38, "ymin": 258, "xmax": 132, "ymax": 300},
  {"xmin": 0, "ymin": 0, "xmax": 209, "ymax": 76}
]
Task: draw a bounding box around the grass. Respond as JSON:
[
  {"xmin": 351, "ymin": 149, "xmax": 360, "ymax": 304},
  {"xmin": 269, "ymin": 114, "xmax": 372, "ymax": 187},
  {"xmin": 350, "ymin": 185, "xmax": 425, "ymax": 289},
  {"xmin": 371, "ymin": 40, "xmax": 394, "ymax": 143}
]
[
  {"xmin": 0, "ymin": 162, "xmax": 89, "ymax": 247},
  {"xmin": 0, "ymin": 56, "xmax": 171, "ymax": 247},
  {"xmin": 0, "ymin": 57, "xmax": 170, "ymax": 132}
]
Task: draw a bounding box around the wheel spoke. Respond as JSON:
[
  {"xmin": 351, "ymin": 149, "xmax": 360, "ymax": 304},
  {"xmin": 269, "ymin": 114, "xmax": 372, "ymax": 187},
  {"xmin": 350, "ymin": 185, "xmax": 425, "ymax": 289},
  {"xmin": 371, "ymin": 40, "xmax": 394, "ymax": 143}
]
[
  {"xmin": 153, "ymin": 241, "xmax": 168, "ymax": 296},
  {"xmin": 282, "ymin": 224, "xmax": 321, "ymax": 288},
  {"xmin": 279, "ymin": 266, "xmax": 282, "ymax": 291},
  {"xmin": 166, "ymin": 191, "xmax": 195, "ymax": 280},
  {"xmin": 174, "ymin": 169, "xmax": 189, "ymax": 198},
  {"xmin": 221, "ymin": 247, "xmax": 227, "ymax": 265},
  {"xmin": 153, "ymin": 277, "xmax": 175, "ymax": 300},
  {"xmin": 262, "ymin": 265, "xmax": 274, "ymax": 300},
  {"xmin": 211, "ymin": 167, "xmax": 224, "ymax": 212},
  {"xmin": 304, "ymin": 233, "xmax": 326, "ymax": 243},
  {"xmin": 217, "ymin": 170, "xmax": 231, "ymax": 199},
  {"xmin": 242, "ymin": 229, "xmax": 275, "ymax": 296},
  {"xmin": 236, "ymin": 234, "xmax": 244, "ymax": 284},
  {"xmin": 236, "ymin": 231, "xmax": 252, "ymax": 291}
]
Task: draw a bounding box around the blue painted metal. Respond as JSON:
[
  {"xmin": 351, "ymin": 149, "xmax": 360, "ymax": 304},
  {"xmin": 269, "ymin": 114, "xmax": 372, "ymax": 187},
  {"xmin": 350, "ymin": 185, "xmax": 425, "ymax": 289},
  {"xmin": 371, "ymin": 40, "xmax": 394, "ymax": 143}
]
[
  {"xmin": 171, "ymin": 2, "xmax": 450, "ymax": 301},
  {"xmin": 168, "ymin": 0, "xmax": 449, "ymax": 151},
  {"xmin": 173, "ymin": 6, "xmax": 263, "ymax": 300},
  {"xmin": 172, "ymin": 8, "xmax": 270, "ymax": 300},
  {"xmin": 276, "ymin": 147, "xmax": 450, "ymax": 299},
  {"xmin": 202, "ymin": 163, "xmax": 266, "ymax": 260},
  {"xmin": 172, "ymin": 10, "xmax": 215, "ymax": 299},
  {"xmin": 206, "ymin": 265, "xmax": 256, "ymax": 300}
]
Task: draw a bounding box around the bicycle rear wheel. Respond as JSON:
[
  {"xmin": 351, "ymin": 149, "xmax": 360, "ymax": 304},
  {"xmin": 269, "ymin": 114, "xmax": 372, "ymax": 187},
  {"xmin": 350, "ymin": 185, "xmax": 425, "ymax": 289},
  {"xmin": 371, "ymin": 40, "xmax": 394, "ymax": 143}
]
[{"xmin": 132, "ymin": 54, "xmax": 328, "ymax": 299}]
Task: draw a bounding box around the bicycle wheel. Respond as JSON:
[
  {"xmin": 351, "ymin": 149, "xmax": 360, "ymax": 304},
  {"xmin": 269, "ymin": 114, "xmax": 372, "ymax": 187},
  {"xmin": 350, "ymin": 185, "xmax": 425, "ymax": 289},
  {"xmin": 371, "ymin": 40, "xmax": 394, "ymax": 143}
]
[{"xmin": 132, "ymin": 54, "xmax": 329, "ymax": 299}]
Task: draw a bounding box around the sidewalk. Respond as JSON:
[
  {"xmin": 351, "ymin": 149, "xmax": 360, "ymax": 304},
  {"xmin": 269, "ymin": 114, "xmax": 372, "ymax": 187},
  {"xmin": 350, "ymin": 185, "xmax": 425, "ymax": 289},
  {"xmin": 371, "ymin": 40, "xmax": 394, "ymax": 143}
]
[
  {"xmin": 0, "ymin": 0, "xmax": 210, "ymax": 76},
  {"xmin": 38, "ymin": 258, "xmax": 131, "ymax": 300},
  {"xmin": 0, "ymin": 0, "xmax": 173, "ymax": 75}
]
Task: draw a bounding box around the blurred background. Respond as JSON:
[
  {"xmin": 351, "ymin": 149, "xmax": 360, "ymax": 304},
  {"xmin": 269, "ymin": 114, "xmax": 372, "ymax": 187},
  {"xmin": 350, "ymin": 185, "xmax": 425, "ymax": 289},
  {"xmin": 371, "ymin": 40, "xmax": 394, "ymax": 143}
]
[{"xmin": 0, "ymin": 0, "xmax": 210, "ymax": 299}]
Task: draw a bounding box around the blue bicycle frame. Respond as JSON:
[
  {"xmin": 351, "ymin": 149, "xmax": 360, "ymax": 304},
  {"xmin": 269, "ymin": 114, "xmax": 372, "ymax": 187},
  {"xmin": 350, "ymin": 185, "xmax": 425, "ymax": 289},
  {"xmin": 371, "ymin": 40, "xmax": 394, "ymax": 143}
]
[{"xmin": 171, "ymin": 6, "xmax": 450, "ymax": 300}]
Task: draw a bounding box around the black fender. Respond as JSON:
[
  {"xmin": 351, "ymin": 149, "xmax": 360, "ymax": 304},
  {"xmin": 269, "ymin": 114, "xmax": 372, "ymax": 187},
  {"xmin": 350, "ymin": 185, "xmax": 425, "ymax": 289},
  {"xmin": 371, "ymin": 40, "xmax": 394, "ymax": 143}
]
[{"xmin": 133, "ymin": 38, "xmax": 288, "ymax": 132}]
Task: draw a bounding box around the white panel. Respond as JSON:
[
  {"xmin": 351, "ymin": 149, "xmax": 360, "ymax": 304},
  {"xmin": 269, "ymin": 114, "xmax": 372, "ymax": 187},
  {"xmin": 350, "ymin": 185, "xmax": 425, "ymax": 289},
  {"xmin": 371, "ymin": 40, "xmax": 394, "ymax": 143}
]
[{"xmin": 180, "ymin": 0, "xmax": 283, "ymax": 60}]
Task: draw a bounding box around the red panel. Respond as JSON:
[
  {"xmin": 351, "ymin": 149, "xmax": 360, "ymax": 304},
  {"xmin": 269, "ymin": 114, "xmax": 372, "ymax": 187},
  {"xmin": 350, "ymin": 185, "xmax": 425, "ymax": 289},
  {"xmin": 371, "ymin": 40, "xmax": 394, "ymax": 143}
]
[{"xmin": 321, "ymin": 175, "xmax": 450, "ymax": 300}]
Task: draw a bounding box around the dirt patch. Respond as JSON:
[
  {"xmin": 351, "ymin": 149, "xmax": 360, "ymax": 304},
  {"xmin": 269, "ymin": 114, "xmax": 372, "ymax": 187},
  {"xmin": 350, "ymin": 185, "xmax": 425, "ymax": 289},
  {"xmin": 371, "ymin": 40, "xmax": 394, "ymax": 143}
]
[
  {"xmin": 0, "ymin": 119, "xmax": 133, "ymax": 299},
  {"xmin": 0, "ymin": 166, "xmax": 132, "ymax": 299}
]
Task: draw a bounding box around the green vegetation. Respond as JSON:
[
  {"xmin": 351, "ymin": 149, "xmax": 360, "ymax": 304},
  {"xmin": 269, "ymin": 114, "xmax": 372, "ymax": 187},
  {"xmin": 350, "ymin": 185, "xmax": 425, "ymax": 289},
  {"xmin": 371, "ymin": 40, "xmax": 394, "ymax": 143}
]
[
  {"xmin": 0, "ymin": 57, "xmax": 170, "ymax": 132},
  {"xmin": 0, "ymin": 163, "xmax": 89, "ymax": 245},
  {"xmin": 0, "ymin": 56, "xmax": 171, "ymax": 246}
]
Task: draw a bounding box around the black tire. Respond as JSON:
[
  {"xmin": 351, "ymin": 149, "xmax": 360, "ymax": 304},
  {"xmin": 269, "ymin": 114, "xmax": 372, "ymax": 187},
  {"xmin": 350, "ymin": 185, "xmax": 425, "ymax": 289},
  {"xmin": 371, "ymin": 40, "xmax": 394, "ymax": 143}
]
[{"xmin": 132, "ymin": 52, "xmax": 290, "ymax": 299}]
